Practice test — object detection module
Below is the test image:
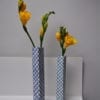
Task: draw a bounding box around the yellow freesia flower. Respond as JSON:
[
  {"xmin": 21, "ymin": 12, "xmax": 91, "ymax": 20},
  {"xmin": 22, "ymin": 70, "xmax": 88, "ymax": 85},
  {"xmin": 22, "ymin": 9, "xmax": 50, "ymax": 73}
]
[
  {"xmin": 64, "ymin": 34, "xmax": 77, "ymax": 48},
  {"xmin": 19, "ymin": 11, "xmax": 31, "ymax": 25},
  {"xmin": 55, "ymin": 26, "xmax": 77, "ymax": 56},
  {"xmin": 56, "ymin": 32, "xmax": 61, "ymax": 41}
]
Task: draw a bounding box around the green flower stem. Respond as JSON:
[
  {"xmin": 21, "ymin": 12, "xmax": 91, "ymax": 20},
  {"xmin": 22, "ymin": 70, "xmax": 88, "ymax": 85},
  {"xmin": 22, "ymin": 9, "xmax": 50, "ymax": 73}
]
[
  {"xmin": 60, "ymin": 39, "xmax": 66, "ymax": 56},
  {"xmin": 63, "ymin": 48, "xmax": 66, "ymax": 56},
  {"xmin": 40, "ymin": 36, "xmax": 43, "ymax": 48},
  {"xmin": 61, "ymin": 47, "xmax": 66, "ymax": 56},
  {"xmin": 23, "ymin": 25, "xmax": 35, "ymax": 47}
]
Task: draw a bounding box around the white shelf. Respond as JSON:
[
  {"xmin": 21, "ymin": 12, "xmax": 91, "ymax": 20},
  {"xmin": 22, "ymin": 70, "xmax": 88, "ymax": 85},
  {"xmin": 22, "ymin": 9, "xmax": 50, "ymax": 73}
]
[{"xmin": 0, "ymin": 57, "xmax": 83, "ymax": 99}]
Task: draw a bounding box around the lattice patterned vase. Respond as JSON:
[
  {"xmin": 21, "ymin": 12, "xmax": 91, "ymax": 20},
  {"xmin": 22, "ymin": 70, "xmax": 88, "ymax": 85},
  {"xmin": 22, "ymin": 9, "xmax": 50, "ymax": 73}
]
[
  {"xmin": 56, "ymin": 56, "xmax": 66, "ymax": 100},
  {"xmin": 32, "ymin": 47, "xmax": 45, "ymax": 100}
]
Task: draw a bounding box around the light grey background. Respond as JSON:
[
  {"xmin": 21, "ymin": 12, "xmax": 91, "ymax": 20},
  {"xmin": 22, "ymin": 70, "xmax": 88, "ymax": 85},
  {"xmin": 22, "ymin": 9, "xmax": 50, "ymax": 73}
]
[{"xmin": 0, "ymin": 0, "xmax": 99, "ymax": 100}]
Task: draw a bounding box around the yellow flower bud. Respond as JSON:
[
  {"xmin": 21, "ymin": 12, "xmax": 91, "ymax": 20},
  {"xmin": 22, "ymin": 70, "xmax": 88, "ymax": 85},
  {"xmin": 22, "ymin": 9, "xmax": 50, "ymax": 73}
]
[
  {"xmin": 18, "ymin": 0, "xmax": 23, "ymax": 7},
  {"xmin": 56, "ymin": 32, "xmax": 61, "ymax": 41},
  {"xmin": 40, "ymin": 27, "xmax": 44, "ymax": 36},
  {"xmin": 20, "ymin": 2, "xmax": 26, "ymax": 12},
  {"xmin": 18, "ymin": 0, "xmax": 26, "ymax": 12},
  {"xmin": 19, "ymin": 11, "xmax": 31, "ymax": 25}
]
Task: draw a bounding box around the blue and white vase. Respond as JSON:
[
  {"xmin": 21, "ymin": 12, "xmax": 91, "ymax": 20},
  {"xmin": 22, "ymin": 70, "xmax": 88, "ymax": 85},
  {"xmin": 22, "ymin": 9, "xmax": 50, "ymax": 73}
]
[
  {"xmin": 56, "ymin": 56, "xmax": 66, "ymax": 100},
  {"xmin": 32, "ymin": 47, "xmax": 45, "ymax": 100}
]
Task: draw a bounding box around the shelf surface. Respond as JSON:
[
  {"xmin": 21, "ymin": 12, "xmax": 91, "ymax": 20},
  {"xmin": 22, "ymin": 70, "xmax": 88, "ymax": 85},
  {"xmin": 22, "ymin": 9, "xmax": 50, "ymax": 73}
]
[
  {"xmin": 0, "ymin": 96, "xmax": 82, "ymax": 100},
  {"xmin": 0, "ymin": 57, "xmax": 83, "ymax": 99}
]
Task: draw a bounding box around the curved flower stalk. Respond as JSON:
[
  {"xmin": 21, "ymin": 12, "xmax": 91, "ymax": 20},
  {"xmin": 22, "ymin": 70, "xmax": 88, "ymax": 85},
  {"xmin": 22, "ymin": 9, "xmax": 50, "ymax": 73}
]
[
  {"xmin": 56, "ymin": 26, "xmax": 77, "ymax": 56},
  {"xmin": 40, "ymin": 11, "xmax": 55, "ymax": 48},
  {"xmin": 18, "ymin": 0, "xmax": 35, "ymax": 47}
]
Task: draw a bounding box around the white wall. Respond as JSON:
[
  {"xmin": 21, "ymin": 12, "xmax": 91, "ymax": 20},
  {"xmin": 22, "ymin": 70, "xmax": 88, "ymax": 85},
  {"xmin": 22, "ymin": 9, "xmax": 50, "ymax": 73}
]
[{"xmin": 0, "ymin": 0, "xmax": 100, "ymax": 100}]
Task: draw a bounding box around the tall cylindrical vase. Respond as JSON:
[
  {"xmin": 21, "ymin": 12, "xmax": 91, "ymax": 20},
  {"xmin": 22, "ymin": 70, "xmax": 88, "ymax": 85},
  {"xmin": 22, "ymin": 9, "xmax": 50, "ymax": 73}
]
[
  {"xmin": 32, "ymin": 47, "xmax": 45, "ymax": 100},
  {"xmin": 56, "ymin": 56, "xmax": 66, "ymax": 100}
]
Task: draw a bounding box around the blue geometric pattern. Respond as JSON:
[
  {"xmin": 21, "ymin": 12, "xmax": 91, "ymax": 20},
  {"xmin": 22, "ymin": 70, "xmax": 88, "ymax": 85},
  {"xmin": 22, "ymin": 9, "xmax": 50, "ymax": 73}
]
[
  {"xmin": 56, "ymin": 56, "xmax": 66, "ymax": 100},
  {"xmin": 32, "ymin": 47, "xmax": 45, "ymax": 100}
]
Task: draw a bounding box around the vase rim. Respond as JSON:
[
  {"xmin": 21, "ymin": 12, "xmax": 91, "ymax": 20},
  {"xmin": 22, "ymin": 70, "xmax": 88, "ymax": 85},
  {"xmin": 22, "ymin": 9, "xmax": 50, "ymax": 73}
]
[
  {"xmin": 57, "ymin": 55, "xmax": 66, "ymax": 57},
  {"xmin": 32, "ymin": 47, "xmax": 44, "ymax": 49}
]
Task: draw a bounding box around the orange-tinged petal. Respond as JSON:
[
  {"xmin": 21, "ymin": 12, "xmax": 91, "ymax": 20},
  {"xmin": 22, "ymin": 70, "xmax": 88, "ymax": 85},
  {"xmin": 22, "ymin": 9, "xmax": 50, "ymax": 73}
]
[
  {"xmin": 64, "ymin": 34, "xmax": 77, "ymax": 48},
  {"xmin": 72, "ymin": 37, "xmax": 77, "ymax": 44},
  {"xmin": 64, "ymin": 42, "xmax": 68, "ymax": 48},
  {"xmin": 56, "ymin": 32, "xmax": 61, "ymax": 41},
  {"xmin": 19, "ymin": 11, "xmax": 31, "ymax": 25}
]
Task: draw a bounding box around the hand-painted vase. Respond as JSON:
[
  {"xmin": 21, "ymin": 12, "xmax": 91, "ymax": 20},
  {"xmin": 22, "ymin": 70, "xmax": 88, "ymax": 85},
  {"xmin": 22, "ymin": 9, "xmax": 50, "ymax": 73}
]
[
  {"xmin": 56, "ymin": 56, "xmax": 66, "ymax": 100},
  {"xmin": 32, "ymin": 47, "xmax": 45, "ymax": 100}
]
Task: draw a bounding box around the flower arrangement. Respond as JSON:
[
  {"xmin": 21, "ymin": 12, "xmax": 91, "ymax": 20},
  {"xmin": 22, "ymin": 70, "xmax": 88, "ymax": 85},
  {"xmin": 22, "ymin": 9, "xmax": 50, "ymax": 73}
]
[
  {"xmin": 18, "ymin": 0, "xmax": 55, "ymax": 47},
  {"xmin": 56, "ymin": 26, "xmax": 77, "ymax": 56},
  {"xmin": 18, "ymin": 0, "xmax": 77, "ymax": 56}
]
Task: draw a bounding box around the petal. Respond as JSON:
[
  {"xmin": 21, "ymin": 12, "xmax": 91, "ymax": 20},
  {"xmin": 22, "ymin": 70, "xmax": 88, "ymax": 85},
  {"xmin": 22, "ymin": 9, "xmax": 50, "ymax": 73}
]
[{"xmin": 56, "ymin": 32, "xmax": 61, "ymax": 41}]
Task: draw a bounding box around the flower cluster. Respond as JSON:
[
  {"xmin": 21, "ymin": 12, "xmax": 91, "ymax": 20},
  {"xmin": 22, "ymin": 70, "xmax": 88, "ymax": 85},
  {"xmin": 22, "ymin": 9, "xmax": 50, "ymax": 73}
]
[
  {"xmin": 18, "ymin": 0, "xmax": 55, "ymax": 48},
  {"xmin": 56, "ymin": 26, "xmax": 77, "ymax": 56}
]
